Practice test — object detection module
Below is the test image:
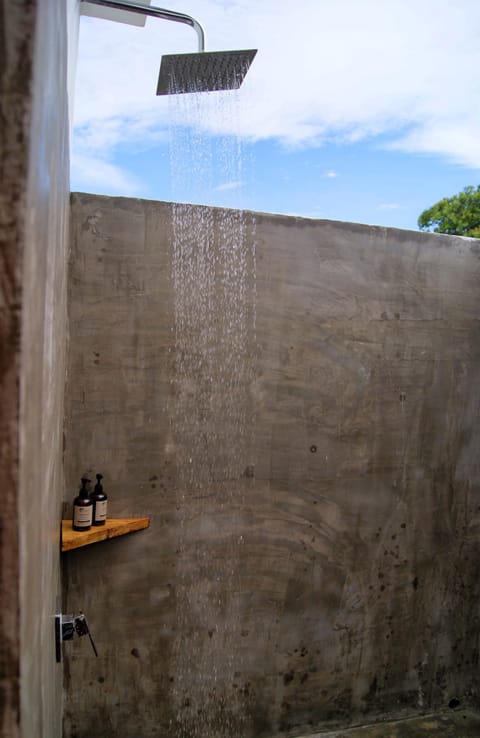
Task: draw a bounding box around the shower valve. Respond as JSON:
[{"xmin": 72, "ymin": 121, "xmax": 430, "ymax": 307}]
[{"xmin": 55, "ymin": 612, "xmax": 98, "ymax": 662}]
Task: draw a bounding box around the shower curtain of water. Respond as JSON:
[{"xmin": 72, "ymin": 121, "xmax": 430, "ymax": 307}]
[{"xmin": 168, "ymin": 92, "xmax": 256, "ymax": 738}]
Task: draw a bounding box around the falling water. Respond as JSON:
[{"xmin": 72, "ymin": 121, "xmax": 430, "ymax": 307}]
[{"xmin": 168, "ymin": 91, "xmax": 256, "ymax": 738}]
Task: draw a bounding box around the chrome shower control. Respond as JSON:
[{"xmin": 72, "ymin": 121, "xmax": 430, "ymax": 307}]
[{"xmin": 55, "ymin": 611, "xmax": 98, "ymax": 662}]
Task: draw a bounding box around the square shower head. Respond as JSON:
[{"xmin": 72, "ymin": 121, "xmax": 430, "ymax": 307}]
[{"xmin": 157, "ymin": 49, "xmax": 257, "ymax": 95}]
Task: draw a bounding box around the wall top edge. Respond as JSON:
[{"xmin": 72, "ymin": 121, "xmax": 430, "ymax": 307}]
[{"xmin": 69, "ymin": 191, "xmax": 480, "ymax": 246}]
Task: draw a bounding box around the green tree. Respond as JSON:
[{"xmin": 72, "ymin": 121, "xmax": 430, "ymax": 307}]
[{"xmin": 418, "ymin": 185, "xmax": 480, "ymax": 237}]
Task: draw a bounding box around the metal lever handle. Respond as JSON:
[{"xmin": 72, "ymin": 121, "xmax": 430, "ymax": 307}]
[{"xmin": 75, "ymin": 613, "xmax": 99, "ymax": 657}]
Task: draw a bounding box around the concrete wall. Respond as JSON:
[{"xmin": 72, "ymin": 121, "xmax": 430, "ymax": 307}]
[
  {"xmin": 0, "ymin": 1, "xmax": 78, "ymax": 737},
  {"xmin": 64, "ymin": 193, "xmax": 480, "ymax": 737}
]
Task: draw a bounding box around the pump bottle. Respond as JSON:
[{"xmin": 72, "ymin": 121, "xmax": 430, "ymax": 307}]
[
  {"xmin": 73, "ymin": 478, "xmax": 93, "ymax": 531},
  {"xmin": 91, "ymin": 473, "xmax": 108, "ymax": 526}
]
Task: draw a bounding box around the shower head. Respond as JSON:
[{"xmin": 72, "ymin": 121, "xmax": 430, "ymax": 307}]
[
  {"xmin": 157, "ymin": 49, "xmax": 257, "ymax": 95},
  {"xmin": 80, "ymin": 0, "xmax": 257, "ymax": 96}
]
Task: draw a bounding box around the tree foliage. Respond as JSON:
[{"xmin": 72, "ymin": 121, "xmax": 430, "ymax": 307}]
[{"xmin": 418, "ymin": 185, "xmax": 480, "ymax": 238}]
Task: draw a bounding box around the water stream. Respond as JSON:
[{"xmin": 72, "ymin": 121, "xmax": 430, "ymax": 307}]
[{"xmin": 168, "ymin": 91, "xmax": 256, "ymax": 738}]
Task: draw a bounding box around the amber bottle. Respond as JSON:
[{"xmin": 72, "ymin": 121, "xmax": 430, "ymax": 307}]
[
  {"xmin": 91, "ymin": 473, "xmax": 108, "ymax": 526},
  {"xmin": 73, "ymin": 478, "xmax": 93, "ymax": 531}
]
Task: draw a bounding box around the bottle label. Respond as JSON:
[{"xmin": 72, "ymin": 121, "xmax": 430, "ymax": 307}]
[
  {"xmin": 94, "ymin": 500, "xmax": 108, "ymax": 522},
  {"xmin": 74, "ymin": 504, "xmax": 92, "ymax": 527}
]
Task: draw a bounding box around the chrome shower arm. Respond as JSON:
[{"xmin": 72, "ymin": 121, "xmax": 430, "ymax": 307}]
[{"xmin": 81, "ymin": 0, "xmax": 206, "ymax": 52}]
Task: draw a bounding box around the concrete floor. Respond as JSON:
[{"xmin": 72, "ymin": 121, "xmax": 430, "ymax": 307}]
[{"xmin": 298, "ymin": 710, "xmax": 480, "ymax": 737}]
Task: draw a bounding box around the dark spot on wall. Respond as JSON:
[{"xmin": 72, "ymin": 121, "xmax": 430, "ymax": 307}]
[
  {"xmin": 208, "ymin": 629, "xmax": 214, "ymax": 638},
  {"xmin": 310, "ymin": 444, "xmax": 317, "ymax": 453},
  {"xmin": 301, "ymin": 673, "xmax": 309, "ymax": 684},
  {"xmin": 334, "ymin": 688, "xmax": 353, "ymax": 714},
  {"xmin": 412, "ymin": 576, "xmax": 419, "ymax": 590},
  {"xmin": 363, "ymin": 675, "xmax": 378, "ymax": 704},
  {"xmin": 283, "ymin": 671, "xmax": 294, "ymax": 685},
  {"xmin": 435, "ymin": 665, "xmax": 447, "ymax": 689},
  {"xmin": 449, "ymin": 698, "xmax": 461, "ymax": 709},
  {"xmin": 241, "ymin": 629, "xmax": 249, "ymax": 637},
  {"xmin": 131, "ymin": 648, "xmax": 140, "ymax": 658},
  {"xmin": 98, "ymin": 676, "xmax": 105, "ymax": 683}
]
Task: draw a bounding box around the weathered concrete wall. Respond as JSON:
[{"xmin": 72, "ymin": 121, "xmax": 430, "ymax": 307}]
[
  {"xmin": 0, "ymin": 3, "xmax": 31, "ymax": 732},
  {"xmin": 64, "ymin": 193, "xmax": 480, "ymax": 738},
  {"xmin": 18, "ymin": 1, "xmax": 77, "ymax": 736},
  {"xmin": 0, "ymin": 1, "xmax": 77, "ymax": 737}
]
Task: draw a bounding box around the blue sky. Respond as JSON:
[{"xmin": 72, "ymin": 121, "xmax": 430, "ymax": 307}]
[{"xmin": 72, "ymin": 0, "xmax": 480, "ymax": 232}]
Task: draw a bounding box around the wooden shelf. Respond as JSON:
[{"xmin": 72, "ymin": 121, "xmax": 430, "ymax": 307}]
[{"xmin": 61, "ymin": 517, "xmax": 150, "ymax": 552}]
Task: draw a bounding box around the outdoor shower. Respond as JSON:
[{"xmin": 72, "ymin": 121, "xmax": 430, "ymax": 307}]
[{"xmin": 80, "ymin": 0, "xmax": 257, "ymax": 94}]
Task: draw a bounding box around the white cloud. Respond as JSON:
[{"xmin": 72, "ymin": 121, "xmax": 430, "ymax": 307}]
[
  {"xmin": 72, "ymin": 0, "xmax": 480, "ymax": 188},
  {"xmin": 71, "ymin": 151, "xmax": 142, "ymax": 195},
  {"xmin": 214, "ymin": 180, "xmax": 244, "ymax": 192},
  {"xmin": 379, "ymin": 203, "xmax": 400, "ymax": 210},
  {"xmin": 325, "ymin": 170, "xmax": 338, "ymax": 178},
  {"xmin": 388, "ymin": 120, "xmax": 480, "ymax": 169}
]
